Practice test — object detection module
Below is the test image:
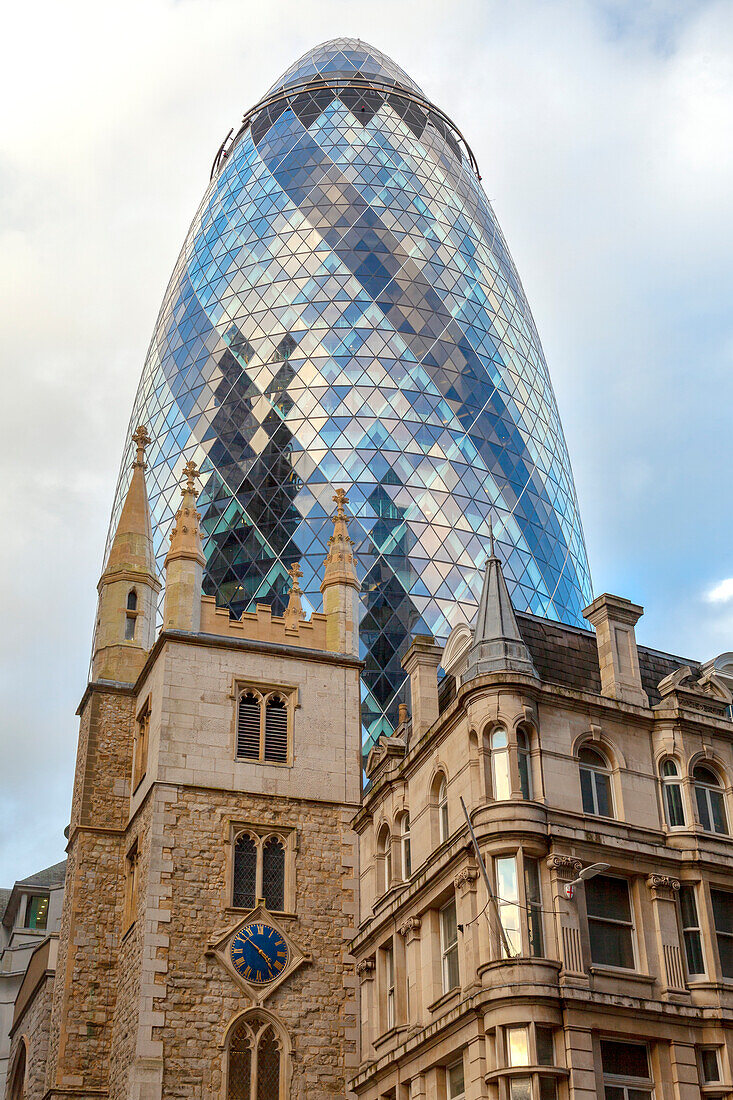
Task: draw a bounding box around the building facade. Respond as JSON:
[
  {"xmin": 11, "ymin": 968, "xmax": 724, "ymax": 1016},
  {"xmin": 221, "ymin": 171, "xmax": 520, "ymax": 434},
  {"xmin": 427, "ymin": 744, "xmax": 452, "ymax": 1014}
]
[
  {"xmin": 0, "ymin": 863, "xmax": 65, "ymax": 1098},
  {"xmin": 351, "ymin": 550, "xmax": 733, "ymax": 1099},
  {"xmin": 107, "ymin": 38, "xmax": 592, "ymax": 748},
  {"xmin": 5, "ymin": 433, "xmax": 362, "ymax": 1099}
]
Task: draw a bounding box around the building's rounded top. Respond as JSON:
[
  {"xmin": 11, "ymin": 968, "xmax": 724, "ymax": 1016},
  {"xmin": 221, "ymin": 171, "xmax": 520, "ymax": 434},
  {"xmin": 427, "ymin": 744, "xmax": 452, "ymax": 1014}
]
[{"xmin": 266, "ymin": 37, "xmax": 425, "ymax": 98}]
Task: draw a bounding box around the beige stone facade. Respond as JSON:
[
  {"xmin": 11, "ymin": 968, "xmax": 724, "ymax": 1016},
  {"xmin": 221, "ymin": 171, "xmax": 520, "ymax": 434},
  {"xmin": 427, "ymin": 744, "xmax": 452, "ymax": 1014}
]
[{"xmin": 350, "ymin": 559, "xmax": 733, "ymax": 1100}]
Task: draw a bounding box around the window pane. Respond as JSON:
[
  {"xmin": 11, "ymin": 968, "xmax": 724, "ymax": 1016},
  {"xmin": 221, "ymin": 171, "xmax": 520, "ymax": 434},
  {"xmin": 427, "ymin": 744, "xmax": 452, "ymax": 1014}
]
[
  {"xmin": 701, "ymin": 1049, "xmax": 720, "ymax": 1083},
  {"xmin": 679, "ymin": 883, "xmax": 699, "ymax": 928},
  {"xmin": 662, "ymin": 759, "xmax": 678, "ymax": 777},
  {"xmin": 25, "ymin": 895, "xmax": 48, "ymax": 930},
  {"xmin": 664, "ymin": 783, "xmax": 685, "ymax": 827},
  {"xmin": 536, "ymin": 1026, "xmax": 554, "ymax": 1065},
  {"xmin": 717, "ymin": 933, "xmax": 733, "ymax": 978},
  {"xmin": 525, "ymin": 859, "xmax": 544, "ymax": 957},
  {"xmin": 262, "ymin": 837, "xmax": 285, "ymax": 911},
  {"xmin": 496, "ymin": 856, "xmax": 521, "ymax": 956},
  {"xmin": 711, "ymin": 789, "xmax": 728, "ymax": 834},
  {"xmin": 448, "ymin": 1059, "xmax": 465, "ymax": 1097},
  {"xmin": 233, "ymin": 834, "xmax": 257, "ymax": 909},
  {"xmin": 595, "ymin": 771, "xmax": 612, "ymax": 817},
  {"xmin": 444, "ymin": 944, "xmax": 460, "ymax": 991},
  {"xmin": 256, "ymin": 1027, "xmax": 280, "ymax": 1100},
  {"xmin": 586, "ymin": 877, "xmax": 631, "ymax": 922},
  {"xmin": 589, "ymin": 920, "xmax": 635, "ymax": 968},
  {"xmin": 601, "ymin": 1040, "xmax": 649, "ymax": 1079},
  {"xmin": 539, "ymin": 1078, "xmax": 558, "ymax": 1100},
  {"xmin": 441, "ymin": 900, "xmax": 457, "ymax": 946},
  {"xmin": 509, "ymin": 1079, "xmax": 532, "ymax": 1100},
  {"xmin": 493, "ymin": 749, "xmax": 511, "ymax": 801},
  {"xmin": 518, "ymin": 751, "xmax": 531, "ymax": 799},
  {"xmin": 507, "ymin": 1026, "xmax": 529, "ymax": 1066},
  {"xmin": 579, "ymin": 746, "xmax": 606, "ymax": 767},
  {"xmin": 711, "ymin": 890, "xmax": 733, "ymax": 935},
  {"xmin": 627, "ymin": 1092, "xmax": 653, "ymax": 1100},
  {"xmin": 580, "ymin": 767, "xmax": 595, "ymax": 814},
  {"xmin": 684, "ymin": 930, "xmax": 705, "ymax": 975},
  {"xmin": 604, "ymin": 1089, "xmax": 624, "ymax": 1100},
  {"xmin": 696, "ymin": 785, "xmax": 712, "ymax": 831}
]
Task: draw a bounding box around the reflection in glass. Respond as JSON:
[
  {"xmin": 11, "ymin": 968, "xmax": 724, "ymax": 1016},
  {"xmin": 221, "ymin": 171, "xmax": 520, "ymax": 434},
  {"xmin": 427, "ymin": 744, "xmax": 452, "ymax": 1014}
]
[
  {"xmin": 491, "ymin": 729, "xmax": 511, "ymax": 801},
  {"xmin": 496, "ymin": 856, "xmax": 521, "ymax": 957}
]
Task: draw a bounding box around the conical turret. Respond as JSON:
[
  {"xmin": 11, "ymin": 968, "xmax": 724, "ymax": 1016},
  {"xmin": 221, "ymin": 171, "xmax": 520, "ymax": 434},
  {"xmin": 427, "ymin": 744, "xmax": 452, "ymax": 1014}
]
[
  {"xmin": 321, "ymin": 489, "xmax": 360, "ymax": 656},
  {"xmin": 462, "ymin": 526, "xmax": 538, "ymax": 683},
  {"xmin": 284, "ymin": 562, "xmax": 307, "ymax": 630},
  {"xmin": 164, "ymin": 460, "xmax": 206, "ymax": 633},
  {"xmin": 92, "ymin": 426, "xmax": 161, "ymax": 682}
]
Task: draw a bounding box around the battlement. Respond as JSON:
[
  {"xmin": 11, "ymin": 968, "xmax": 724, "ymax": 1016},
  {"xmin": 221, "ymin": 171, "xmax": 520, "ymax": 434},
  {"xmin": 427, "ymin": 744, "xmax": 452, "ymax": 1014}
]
[{"xmin": 199, "ymin": 595, "xmax": 329, "ymax": 650}]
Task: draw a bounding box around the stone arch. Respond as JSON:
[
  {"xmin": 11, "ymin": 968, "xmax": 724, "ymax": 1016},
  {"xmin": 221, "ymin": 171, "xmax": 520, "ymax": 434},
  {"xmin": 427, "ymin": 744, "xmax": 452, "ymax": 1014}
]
[{"xmin": 221, "ymin": 1008, "xmax": 291, "ymax": 1100}]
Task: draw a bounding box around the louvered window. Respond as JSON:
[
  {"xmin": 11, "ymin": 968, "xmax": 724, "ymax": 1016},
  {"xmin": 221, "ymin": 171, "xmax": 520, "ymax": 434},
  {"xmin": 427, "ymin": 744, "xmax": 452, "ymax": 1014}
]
[
  {"xmin": 264, "ymin": 697, "xmax": 288, "ymax": 763},
  {"xmin": 233, "ymin": 834, "xmax": 257, "ymax": 909},
  {"xmin": 237, "ymin": 693, "xmax": 261, "ymax": 759},
  {"xmin": 262, "ymin": 837, "xmax": 285, "ymax": 911}
]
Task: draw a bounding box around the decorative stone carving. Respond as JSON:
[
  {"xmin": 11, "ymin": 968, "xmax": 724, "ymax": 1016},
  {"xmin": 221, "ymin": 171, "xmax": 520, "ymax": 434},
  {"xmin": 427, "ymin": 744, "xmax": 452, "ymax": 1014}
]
[
  {"xmin": 546, "ymin": 855, "xmax": 583, "ymax": 881},
  {"xmin": 646, "ymin": 874, "xmax": 680, "ymax": 901},
  {"xmin": 356, "ymin": 957, "xmax": 376, "ymax": 978},
  {"xmin": 398, "ymin": 916, "xmax": 422, "ymax": 940},
  {"xmin": 453, "ymin": 867, "xmax": 479, "ymax": 891}
]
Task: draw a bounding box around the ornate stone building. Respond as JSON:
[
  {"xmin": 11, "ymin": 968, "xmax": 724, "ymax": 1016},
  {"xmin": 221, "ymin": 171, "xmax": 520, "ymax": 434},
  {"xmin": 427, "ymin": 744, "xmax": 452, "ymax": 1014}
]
[
  {"xmin": 5, "ymin": 429, "xmax": 362, "ymax": 1099},
  {"xmin": 6, "ymin": 432, "xmax": 733, "ymax": 1100},
  {"xmin": 351, "ymin": 542, "xmax": 733, "ymax": 1100}
]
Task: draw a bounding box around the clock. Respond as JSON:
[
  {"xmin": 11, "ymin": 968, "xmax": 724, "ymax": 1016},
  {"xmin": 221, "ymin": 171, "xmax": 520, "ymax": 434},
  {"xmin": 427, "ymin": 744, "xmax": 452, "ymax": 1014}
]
[{"xmin": 230, "ymin": 922, "xmax": 289, "ymax": 985}]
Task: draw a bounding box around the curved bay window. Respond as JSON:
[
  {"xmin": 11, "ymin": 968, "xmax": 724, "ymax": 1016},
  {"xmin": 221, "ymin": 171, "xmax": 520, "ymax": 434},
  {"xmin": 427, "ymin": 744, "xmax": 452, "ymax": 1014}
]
[
  {"xmin": 661, "ymin": 759, "xmax": 685, "ymax": 827},
  {"xmin": 693, "ymin": 764, "xmax": 728, "ymax": 835},
  {"xmin": 232, "ymin": 831, "xmax": 288, "ymax": 913},
  {"xmin": 227, "ymin": 1013, "xmax": 284, "ymax": 1100},
  {"xmin": 578, "ymin": 744, "xmax": 613, "ymax": 818},
  {"xmin": 493, "ymin": 851, "xmax": 545, "ymax": 959},
  {"xmin": 236, "ymin": 687, "xmax": 293, "ymax": 765}
]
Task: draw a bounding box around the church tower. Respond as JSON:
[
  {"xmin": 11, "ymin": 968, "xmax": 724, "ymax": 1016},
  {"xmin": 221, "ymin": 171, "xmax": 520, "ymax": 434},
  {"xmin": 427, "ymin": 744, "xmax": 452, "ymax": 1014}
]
[{"xmin": 41, "ymin": 461, "xmax": 362, "ymax": 1099}]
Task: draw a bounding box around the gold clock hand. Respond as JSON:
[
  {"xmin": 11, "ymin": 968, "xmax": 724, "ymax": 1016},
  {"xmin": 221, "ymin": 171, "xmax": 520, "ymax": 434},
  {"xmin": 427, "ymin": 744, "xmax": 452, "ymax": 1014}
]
[{"xmin": 249, "ymin": 940, "xmax": 274, "ymax": 974}]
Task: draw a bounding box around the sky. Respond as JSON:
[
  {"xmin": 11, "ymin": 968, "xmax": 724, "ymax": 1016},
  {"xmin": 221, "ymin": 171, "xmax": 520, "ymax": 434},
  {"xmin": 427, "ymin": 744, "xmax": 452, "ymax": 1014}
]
[{"xmin": 0, "ymin": 0, "xmax": 732, "ymax": 884}]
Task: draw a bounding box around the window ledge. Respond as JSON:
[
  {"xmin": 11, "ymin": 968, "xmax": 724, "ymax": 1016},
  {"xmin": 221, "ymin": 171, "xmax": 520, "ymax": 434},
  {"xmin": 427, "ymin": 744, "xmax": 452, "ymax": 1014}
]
[
  {"xmin": 373, "ymin": 1024, "xmax": 409, "ymax": 1050},
  {"xmin": 589, "ymin": 965, "xmax": 655, "ymax": 986},
  {"xmin": 485, "ymin": 1066, "xmax": 569, "ymax": 1083},
  {"xmin": 225, "ymin": 906, "xmax": 296, "ymax": 920},
  {"xmin": 428, "ymin": 987, "xmax": 460, "ymax": 1013}
]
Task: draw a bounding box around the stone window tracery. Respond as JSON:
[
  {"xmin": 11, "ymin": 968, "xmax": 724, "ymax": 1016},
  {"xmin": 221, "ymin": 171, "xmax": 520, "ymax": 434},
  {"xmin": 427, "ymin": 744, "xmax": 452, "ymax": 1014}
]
[
  {"xmin": 226, "ymin": 1013, "xmax": 284, "ymax": 1100},
  {"xmin": 231, "ymin": 828, "xmax": 292, "ymax": 913},
  {"xmin": 235, "ymin": 686, "xmax": 294, "ymax": 765}
]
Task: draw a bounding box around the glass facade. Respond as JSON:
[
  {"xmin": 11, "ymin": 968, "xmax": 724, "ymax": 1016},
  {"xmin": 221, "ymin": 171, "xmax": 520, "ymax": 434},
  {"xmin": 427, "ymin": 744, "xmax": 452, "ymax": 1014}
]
[{"xmin": 108, "ymin": 38, "xmax": 592, "ymax": 748}]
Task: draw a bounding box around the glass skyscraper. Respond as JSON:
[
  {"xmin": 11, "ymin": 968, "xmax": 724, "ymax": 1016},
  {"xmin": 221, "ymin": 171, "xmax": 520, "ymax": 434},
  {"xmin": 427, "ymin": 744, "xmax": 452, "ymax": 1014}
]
[{"xmin": 109, "ymin": 38, "xmax": 592, "ymax": 747}]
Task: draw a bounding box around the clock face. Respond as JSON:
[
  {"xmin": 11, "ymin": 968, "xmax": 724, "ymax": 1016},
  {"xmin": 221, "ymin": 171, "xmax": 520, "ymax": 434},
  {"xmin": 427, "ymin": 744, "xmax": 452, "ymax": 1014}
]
[{"xmin": 230, "ymin": 923, "xmax": 289, "ymax": 985}]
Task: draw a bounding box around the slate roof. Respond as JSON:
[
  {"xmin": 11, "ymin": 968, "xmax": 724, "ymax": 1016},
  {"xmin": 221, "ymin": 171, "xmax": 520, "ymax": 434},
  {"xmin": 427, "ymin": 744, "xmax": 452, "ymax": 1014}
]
[
  {"xmin": 516, "ymin": 611, "xmax": 695, "ymax": 706},
  {"xmin": 15, "ymin": 860, "xmax": 67, "ymax": 890},
  {"xmin": 0, "ymin": 888, "xmax": 11, "ymax": 922}
]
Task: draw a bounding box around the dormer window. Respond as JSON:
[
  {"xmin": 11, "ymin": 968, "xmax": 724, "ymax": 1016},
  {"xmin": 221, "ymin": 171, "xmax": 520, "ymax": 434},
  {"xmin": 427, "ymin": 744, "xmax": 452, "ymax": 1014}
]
[{"xmin": 23, "ymin": 894, "xmax": 49, "ymax": 930}]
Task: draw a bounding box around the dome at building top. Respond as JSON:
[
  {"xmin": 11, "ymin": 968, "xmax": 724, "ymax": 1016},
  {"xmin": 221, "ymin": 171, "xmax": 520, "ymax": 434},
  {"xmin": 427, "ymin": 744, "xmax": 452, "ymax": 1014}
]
[{"xmin": 265, "ymin": 37, "xmax": 425, "ymax": 98}]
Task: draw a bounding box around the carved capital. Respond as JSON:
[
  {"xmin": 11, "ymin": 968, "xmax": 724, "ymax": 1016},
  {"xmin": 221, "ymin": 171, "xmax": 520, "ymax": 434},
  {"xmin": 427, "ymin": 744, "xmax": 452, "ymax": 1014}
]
[
  {"xmin": 646, "ymin": 874, "xmax": 680, "ymax": 901},
  {"xmin": 454, "ymin": 866, "xmax": 479, "ymax": 892},
  {"xmin": 546, "ymin": 855, "xmax": 583, "ymax": 881},
  {"xmin": 398, "ymin": 916, "xmax": 422, "ymax": 941},
  {"xmin": 356, "ymin": 957, "xmax": 375, "ymax": 979}
]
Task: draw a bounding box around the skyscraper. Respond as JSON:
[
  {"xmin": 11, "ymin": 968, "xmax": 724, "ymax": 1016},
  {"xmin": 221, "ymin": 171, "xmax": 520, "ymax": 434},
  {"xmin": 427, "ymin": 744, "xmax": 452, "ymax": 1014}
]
[{"xmin": 109, "ymin": 38, "xmax": 592, "ymax": 747}]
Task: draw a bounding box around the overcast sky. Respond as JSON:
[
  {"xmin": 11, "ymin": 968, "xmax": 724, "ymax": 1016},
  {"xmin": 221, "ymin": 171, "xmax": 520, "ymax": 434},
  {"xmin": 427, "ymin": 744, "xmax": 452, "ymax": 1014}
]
[{"xmin": 1, "ymin": 0, "xmax": 732, "ymax": 884}]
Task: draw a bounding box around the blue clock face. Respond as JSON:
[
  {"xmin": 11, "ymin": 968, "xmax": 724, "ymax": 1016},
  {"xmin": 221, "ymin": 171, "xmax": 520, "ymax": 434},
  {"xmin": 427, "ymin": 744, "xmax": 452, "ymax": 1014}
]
[{"xmin": 230, "ymin": 923, "xmax": 289, "ymax": 985}]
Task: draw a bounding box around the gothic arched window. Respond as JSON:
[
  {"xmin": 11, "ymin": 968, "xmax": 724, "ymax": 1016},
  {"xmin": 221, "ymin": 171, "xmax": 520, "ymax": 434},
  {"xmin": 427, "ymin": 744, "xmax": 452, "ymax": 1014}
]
[
  {"xmin": 262, "ymin": 837, "xmax": 285, "ymax": 912},
  {"xmin": 227, "ymin": 1014, "xmax": 284, "ymax": 1100},
  {"xmin": 264, "ymin": 696, "xmax": 288, "ymax": 763},
  {"xmin": 233, "ymin": 833, "xmax": 257, "ymax": 909},
  {"xmin": 9, "ymin": 1043, "xmax": 26, "ymax": 1100}
]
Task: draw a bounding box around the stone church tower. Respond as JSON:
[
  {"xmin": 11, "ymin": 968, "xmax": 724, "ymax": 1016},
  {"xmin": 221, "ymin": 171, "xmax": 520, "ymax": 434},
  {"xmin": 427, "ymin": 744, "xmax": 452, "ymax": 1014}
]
[{"xmin": 34, "ymin": 430, "xmax": 363, "ymax": 1099}]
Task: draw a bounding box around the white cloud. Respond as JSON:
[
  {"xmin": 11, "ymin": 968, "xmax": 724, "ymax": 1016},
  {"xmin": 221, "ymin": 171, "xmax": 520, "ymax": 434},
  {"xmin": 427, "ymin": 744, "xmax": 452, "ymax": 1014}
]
[
  {"xmin": 1, "ymin": 0, "xmax": 733, "ymax": 883},
  {"xmin": 707, "ymin": 579, "xmax": 733, "ymax": 603}
]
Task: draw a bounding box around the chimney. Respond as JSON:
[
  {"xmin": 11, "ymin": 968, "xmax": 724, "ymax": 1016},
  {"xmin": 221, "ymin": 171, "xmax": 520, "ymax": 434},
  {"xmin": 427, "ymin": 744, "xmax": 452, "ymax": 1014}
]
[
  {"xmin": 402, "ymin": 636, "xmax": 442, "ymax": 739},
  {"xmin": 583, "ymin": 594, "xmax": 649, "ymax": 707}
]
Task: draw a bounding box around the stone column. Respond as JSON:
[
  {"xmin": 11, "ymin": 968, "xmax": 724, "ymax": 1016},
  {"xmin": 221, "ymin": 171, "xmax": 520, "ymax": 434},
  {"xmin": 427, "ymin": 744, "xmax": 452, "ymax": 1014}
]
[
  {"xmin": 409, "ymin": 1072, "xmax": 427, "ymax": 1100},
  {"xmin": 646, "ymin": 874, "xmax": 687, "ymax": 997},
  {"xmin": 402, "ymin": 637, "xmax": 442, "ymax": 739},
  {"xmin": 464, "ymin": 1033, "xmax": 487, "ymax": 1100},
  {"xmin": 564, "ymin": 1025, "xmax": 597, "ymax": 1100},
  {"xmin": 356, "ymin": 957, "xmax": 376, "ymax": 1062},
  {"xmin": 546, "ymin": 856, "xmax": 589, "ymax": 984},
  {"xmin": 668, "ymin": 1040, "xmax": 701, "ymax": 1099},
  {"xmin": 399, "ymin": 917, "xmax": 423, "ymax": 1028},
  {"xmin": 454, "ymin": 866, "xmax": 480, "ymax": 991}
]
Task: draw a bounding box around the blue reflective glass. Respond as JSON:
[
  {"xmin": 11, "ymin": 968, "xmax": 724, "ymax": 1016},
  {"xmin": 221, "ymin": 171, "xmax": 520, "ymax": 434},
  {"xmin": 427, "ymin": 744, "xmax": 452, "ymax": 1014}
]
[{"xmin": 109, "ymin": 38, "xmax": 592, "ymax": 750}]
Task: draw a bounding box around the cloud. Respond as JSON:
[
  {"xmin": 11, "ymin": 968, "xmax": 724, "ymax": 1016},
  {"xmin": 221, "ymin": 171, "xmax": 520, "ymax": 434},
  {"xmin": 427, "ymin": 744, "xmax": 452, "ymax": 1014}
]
[
  {"xmin": 1, "ymin": 0, "xmax": 732, "ymax": 883},
  {"xmin": 707, "ymin": 579, "xmax": 733, "ymax": 603}
]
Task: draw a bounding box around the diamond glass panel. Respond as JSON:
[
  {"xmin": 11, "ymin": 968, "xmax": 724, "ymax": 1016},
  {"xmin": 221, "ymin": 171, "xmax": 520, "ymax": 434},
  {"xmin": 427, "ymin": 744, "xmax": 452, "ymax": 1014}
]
[{"xmin": 108, "ymin": 38, "xmax": 593, "ymax": 751}]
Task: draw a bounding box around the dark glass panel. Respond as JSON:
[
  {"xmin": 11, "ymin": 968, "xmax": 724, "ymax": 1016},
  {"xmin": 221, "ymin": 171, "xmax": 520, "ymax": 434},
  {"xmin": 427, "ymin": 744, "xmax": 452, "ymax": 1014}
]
[
  {"xmin": 586, "ymin": 877, "xmax": 631, "ymax": 922},
  {"xmin": 600, "ymin": 1040, "xmax": 649, "ymax": 1079}
]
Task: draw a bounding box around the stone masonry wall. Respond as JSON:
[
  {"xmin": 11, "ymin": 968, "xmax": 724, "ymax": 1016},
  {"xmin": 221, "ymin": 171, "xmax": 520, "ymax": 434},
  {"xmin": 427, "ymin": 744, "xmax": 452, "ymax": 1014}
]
[
  {"xmin": 45, "ymin": 687, "xmax": 135, "ymax": 1098},
  {"xmin": 157, "ymin": 785, "xmax": 359, "ymax": 1098},
  {"xmin": 6, "ymin": 974, "xmax": 54, "ymax": 1100}
]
